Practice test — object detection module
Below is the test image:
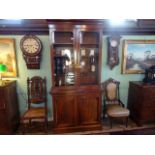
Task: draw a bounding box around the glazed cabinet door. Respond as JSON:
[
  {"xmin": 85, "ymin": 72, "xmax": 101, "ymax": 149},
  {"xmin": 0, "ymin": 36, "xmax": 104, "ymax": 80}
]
[
  {"xmin": 77, "ymin": 94, "xmax": 101, "ymax": 125},
  {"xmin": 77, "ymin": 30, "xmax": 102, "ymax": 86},
  {"xmin": 50, "ymin": 30, "xmax": 77, "ymax": 87},
  {"xmin": 53, "ymin": 95, "xmax": 76, "ymax": 128}
]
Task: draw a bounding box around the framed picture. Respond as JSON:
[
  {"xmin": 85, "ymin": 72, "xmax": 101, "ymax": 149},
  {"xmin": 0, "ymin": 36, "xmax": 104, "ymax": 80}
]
[
  {"xmin": 122, "ymin": 40, "xmax": 155, "ymax": 74},
  {"xmin": 0, "ymin": 38, "xmax": 18, "ymax": 77}
]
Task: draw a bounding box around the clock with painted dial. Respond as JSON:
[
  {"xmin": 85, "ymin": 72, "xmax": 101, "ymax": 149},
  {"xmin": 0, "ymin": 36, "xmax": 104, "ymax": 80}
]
[
  {"xmin": 110, "ymin": 39, "xmax": 118, "ymax": 47},
  {"xmin": 20, "ymin": 35, "xmax": 42, "ymax": 69}
]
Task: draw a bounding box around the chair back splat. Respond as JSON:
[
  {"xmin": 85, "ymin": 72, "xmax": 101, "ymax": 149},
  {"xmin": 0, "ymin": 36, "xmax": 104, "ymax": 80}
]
[{"xmin": 27, "ymin": 76, "xmax": 47, "ymax": 106}]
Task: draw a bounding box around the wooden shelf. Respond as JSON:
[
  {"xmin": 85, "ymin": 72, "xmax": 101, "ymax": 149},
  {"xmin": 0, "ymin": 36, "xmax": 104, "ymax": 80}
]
[
  {"xmin": 80, "ymin": 43, "xmax": 99, "ymax": 48},
  {"xmin": 53, "ymin": 43, "xmax": 73, "ymax": 47}
]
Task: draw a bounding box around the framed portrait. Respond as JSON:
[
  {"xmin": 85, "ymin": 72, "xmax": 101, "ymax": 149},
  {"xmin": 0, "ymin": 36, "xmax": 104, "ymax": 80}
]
[
  {"xmin": 0, "ymin": 38, "xmax": 18, "ymax": 77},
  {"xmin": 122, "ymin": 40, "xmax": 155, "ymax": 74}
]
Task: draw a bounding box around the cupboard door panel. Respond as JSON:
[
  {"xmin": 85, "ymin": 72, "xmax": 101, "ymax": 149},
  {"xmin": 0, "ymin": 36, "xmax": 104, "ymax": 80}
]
[
  {"xmin": 53, "ymin": 95, "xmax": 76, "ymax": 128},
  {"xmin": 0, "ymin": 81, "xmax": 19, "ymax": 134},
  {"xmin": 0, "ymin": 111, "xmax": 8, "ymax": 134},
  {"xmin": 78, "ymin": 94, "xmax": 100, "ymax": 125},
  {"xmin": 128, "ymin": 82, "xmax": 155, "ymax": 126},
  {"xmin": 0, "ymin": 89, "xmax": 6, "ymax": 110}
]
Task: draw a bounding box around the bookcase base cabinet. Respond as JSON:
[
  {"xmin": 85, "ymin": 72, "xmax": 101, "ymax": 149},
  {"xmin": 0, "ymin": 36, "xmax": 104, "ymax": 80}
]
[
  {"xmin": 128, "ymin": 81, "xmax": 155, "ymax": 126},
  {"xmin": 52, "ymin": 88, "xmax": 102, "ymax": 133},
  {"xmin": 0, "ymin": 81, "xmax": 20, "ymax": 134}
]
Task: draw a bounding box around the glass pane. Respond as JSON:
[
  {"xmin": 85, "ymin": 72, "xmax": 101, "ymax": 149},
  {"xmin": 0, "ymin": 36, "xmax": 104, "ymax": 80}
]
[
  {"xmin": 54, "ymin": 32, "xmax": 73, "ymax": 44},
  {"xmin": 53, "ymin": 47, "xmax": 75, "ymax": 87},
  {"xmin": 79, "ymin": 47, "xmax": 99, "ymax": 85},
  {"xmin": 80, "ymin": 32, "xmax": 99, "ymax": 44}
]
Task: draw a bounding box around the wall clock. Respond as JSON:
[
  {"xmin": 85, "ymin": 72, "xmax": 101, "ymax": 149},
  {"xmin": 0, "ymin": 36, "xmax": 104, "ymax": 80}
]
[
  {"xmin": 107, "ymin": 36, "xmax": 121, "ymax": 69},
  {"xmin": 20, "ymin": 35, "xmax": 42, "ymax": 69}
]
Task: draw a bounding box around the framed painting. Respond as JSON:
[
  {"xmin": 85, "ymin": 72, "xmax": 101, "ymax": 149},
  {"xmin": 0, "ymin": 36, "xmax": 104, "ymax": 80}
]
[
  {"xmin": 122, "ymin": 40, "xmax": 155, "ymax": 74},
  {"xmin": 0, "ymin": 38, "xmax": 18, "ymax": 77}
]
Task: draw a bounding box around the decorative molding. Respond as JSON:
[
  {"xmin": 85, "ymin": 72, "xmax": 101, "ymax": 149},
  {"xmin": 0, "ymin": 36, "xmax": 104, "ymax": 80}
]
[
  {"xmin": 0, "ymin": 19, "xmax": 49, "ymax": 35},
  {"xmin": 1, "ymin": 19, "xmax": 155, "ymax": 35},
  {"xmin": 0, "ymin": 28, "xmax": 49, "ymax": 35}
]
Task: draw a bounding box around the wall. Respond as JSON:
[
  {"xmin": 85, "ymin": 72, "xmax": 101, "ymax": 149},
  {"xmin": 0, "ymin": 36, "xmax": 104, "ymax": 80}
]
[
  {"xmin": 0, "ymin": 35, "xmax": 52, "ymax": 120},
  {"xmin": 1, "ymin": 34, "xmax": 154, "ymax": 120},
  {"xmin": 102, "ymin": 35, "xmax": 155, "ymax": 106}
]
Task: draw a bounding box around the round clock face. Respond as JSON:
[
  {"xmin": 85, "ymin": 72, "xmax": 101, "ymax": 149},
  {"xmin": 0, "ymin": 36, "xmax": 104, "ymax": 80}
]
[
  {"xmin": 110, "ymin": 40, "xmax": 118, "ymax": 47},
  {"xmin": 20, "ymin": 35, "xmax": 42, "ymax": 55}
]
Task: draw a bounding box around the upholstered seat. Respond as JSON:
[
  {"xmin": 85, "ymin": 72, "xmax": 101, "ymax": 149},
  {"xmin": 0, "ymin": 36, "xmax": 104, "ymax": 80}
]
[
  {"xmin": 101, "ymin": 78, "xmax": 130, "ymax": 128},
  {"xmin": 106, "ymin": 106, "xmax": 130, "ymax": 118},
  {"xmin": 106, "ymin": 103, "xmax": 121, "ymax": 109}
]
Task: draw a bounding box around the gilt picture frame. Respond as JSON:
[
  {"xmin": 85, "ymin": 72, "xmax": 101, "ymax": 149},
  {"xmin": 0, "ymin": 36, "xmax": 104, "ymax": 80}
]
[
  {"xmin": 0, "ymin": 38, "xmax": 18, "ymax": 77},
  {"xmin": 122, "ymin": 40, "xmax": 155, "ymax": 74}
]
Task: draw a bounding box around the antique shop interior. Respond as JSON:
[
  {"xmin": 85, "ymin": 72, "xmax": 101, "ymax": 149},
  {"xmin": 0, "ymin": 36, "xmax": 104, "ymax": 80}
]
[{"xmin": 1, "ymin": 19, "xmax": 155, "ymax": 135}]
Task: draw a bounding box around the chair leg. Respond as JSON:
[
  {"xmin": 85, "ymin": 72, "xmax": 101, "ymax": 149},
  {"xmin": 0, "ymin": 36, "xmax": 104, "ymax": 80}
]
[
  {"xmin": 103, "ymin": 112, "xmax": 105, "ymax": 119},
  {"xmin": 44, "ymin": 117, "xmax": 48, "ymax": 133},
  {"xmin": 29, "ymin": 118, "xmax": 32, "ymax": 127},
  {"xmin": 109, "ymin": 117, "xmax": 113, "ymax": 129},
  {"xmin": 125, "ymin": 117, "xmax": 129, "ymax": 128},
  {"xmin": 103, "ymin": 108, "xmax": 106, "ymax": 119},
  {"xmin": 21, "ymin": 119, "xmax": 26, "ymax": 134}
]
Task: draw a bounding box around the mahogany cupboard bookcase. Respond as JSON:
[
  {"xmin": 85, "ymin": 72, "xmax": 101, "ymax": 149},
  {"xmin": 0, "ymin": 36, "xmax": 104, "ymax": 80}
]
[{"xmin": 48, "ymin": 21, "xmax": 103, "ymax": 133}]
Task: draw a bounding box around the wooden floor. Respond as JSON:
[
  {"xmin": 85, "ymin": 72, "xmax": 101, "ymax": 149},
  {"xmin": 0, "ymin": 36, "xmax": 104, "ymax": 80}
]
[{"xmin": 16, "ymin": 118, "xmax": 155, "ymax": 135}]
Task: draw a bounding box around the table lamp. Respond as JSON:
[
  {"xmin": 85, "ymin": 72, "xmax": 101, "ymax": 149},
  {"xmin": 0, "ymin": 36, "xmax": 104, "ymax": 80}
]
[{"xmin": 0, "ymin": 64, "xmax": 7, "ymax": 86}]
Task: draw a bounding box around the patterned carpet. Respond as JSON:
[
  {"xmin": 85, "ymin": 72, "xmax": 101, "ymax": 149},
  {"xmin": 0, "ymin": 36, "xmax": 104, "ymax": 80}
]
[{"xmin": 15, "ymin": 118, "xmax": 155, "ymax": 135}]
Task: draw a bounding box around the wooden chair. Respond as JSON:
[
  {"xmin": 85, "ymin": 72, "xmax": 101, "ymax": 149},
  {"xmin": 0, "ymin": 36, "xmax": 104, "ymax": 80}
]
[
  {"xmin": 21, "ymin": 76, "xmax": 48, "ymax": 134},
  {"xmin": 101, "ymin": 78, "xmax": 130, "ymax": 128}
]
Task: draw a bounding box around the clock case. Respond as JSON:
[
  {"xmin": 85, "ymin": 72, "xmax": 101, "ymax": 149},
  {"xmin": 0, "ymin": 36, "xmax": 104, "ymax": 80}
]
[
  {"xmin": 143, "ymin": 66, "xmax": 155, "ymax": 84},
  {"xmin": 107, "ymin": 36, "xmax": 121, "ymax": 69},
  {"xmin": 20, "ymin": 35, "xmax": 42, "ymax": 69}
]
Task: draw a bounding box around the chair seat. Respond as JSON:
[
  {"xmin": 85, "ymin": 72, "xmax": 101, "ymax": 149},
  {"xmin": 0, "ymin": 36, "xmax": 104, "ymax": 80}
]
[
  {"xmin": 23, "ymin": 108, "xmax": 45, "ymax": 119},
  {"xmin": 106, "ymin": 106, "xmax": 130, "ymax": 118},
  {"xmin": 106, "ymin": 104, "xmax": 121, "ymax": 109}
]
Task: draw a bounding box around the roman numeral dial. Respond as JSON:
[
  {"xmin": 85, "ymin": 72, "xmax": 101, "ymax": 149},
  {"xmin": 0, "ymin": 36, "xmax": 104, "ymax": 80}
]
[
  {"xmin": 20, "ymin": 35, "xmax": 42, "ymax": 69},
  {"xmin": 22, "ymin": 37, "xmax": 41, "ymax": 54}
]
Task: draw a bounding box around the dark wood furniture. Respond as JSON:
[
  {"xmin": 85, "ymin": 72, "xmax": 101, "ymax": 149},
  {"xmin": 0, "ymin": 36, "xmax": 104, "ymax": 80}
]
[
  {"xmin": 49, "ymin": 21, "xmax": 102, "ymax": 133},
  {"xmin": 0, "ymin": 81, "xmax": 20, "ymax": 134},
  {"xmin": 128, "ymin": 81, "xmax": 155, "ymax": 126},
  {"xmin": 21, "ymin": 76, "xmax": 48, "ymax": 133},
  {"xmin": 101, "ymin": 78, "xmax": 130, "ymax": 128}
]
